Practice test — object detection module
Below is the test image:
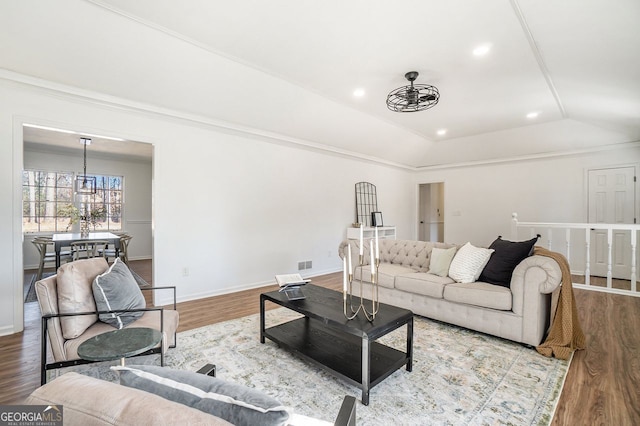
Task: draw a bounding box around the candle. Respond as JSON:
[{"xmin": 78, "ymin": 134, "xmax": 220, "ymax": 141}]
[
  {"xmin": 359, "ymin": 225, "xmax": 364, "ymax": 256},
  {"xmin": 343, "ymin": 256, "xmax": 347, "ymax": 293},
  {"xmin": 370, "ymin": 239, "xmax": 375, "ymax": 274},
  {"xmin": 375, "ymin": 226, "xmax": 379, "ymax": 260},
  {"xmin": 348, "ymin": 244, "xmax": 352, "ymax": 273}
]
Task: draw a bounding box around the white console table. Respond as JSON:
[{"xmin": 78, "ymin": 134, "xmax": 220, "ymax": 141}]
[{"xmin": 347, "ymin": 226, "xmax": 396, "ymax": 240}]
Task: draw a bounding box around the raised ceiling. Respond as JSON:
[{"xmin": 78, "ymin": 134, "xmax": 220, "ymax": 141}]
[{"xmin": 1, "ymin": 0, "xmax": 638, "ymax": 168}]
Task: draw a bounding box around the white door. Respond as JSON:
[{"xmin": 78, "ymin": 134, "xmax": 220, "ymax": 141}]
[{"xmin": 588, "ymin": 167, "xmax": 636, "ymax": 278}]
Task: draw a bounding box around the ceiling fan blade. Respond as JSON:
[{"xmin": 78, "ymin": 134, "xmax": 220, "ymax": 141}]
[{"xmin": 419, "ymin": 94, "xmax": 437, "ymax": 102}]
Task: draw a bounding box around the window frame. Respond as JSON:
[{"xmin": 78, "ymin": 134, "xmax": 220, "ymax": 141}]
[{"xmin": 22, "ymin": 168, "xmax": 124, "ymax": 234}]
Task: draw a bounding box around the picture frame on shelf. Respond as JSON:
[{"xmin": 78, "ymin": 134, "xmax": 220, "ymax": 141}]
[{"xmin": 371, "ymin": 211, "xmax": 383, "ymax": 227}]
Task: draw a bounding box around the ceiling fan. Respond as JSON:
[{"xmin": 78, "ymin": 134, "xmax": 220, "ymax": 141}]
[{"xmin": 386, "ymin": 71, "xmax": 440, "ymax": 112}]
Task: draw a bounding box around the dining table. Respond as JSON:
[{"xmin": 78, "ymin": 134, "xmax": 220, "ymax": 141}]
[{"xmin": 52, "ymin": 232, "xmax": 121, "ymax": 268}]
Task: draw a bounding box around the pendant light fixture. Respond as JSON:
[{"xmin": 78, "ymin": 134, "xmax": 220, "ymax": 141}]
[
  {"xmin": 75, "ymin": 137, "xmax": 96, "ymax": 194},
  {"xmin": 386, "ymin": 71, "xmax": 440, "ymax": 112}
]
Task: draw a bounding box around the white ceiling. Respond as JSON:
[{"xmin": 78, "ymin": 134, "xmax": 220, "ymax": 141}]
[{"xmin": 2, "ymin": 0, "xmax": 639, "ymax": 167}]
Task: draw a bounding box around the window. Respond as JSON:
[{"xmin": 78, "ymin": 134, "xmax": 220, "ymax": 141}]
[{"xmin": 23, "ymin": 170, "xmax": 123, "ymax": 233}]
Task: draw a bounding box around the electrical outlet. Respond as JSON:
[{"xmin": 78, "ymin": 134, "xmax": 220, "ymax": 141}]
[{"xmin": 182, "ymin": 267, "xmax": 189, "ymax": 277}]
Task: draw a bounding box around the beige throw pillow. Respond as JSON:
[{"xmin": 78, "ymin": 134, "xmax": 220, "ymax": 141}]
[
  {"xmin": 428, "ymin": 247, "xmax": 457, "ymax": 277},
  {"xmin": 448, "ymin": 242, "xmax": 494, "ymax": 283},
  {"xmin": 57, "ymin": 257, "xmax": 109, "ymax": 339}
]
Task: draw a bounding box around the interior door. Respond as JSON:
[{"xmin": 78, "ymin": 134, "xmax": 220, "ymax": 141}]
[
  {"xmin": 588, "ymin": 167, "xmax": 636, "ymax": 278},
  {"xmin": 418, "ymin": 183, "xmax": 444, "ymax": 242}
]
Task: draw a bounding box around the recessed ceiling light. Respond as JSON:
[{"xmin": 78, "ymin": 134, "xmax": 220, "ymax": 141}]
[
  {"xmin": 472, "ymin": 44, "xmax": 492, "ymax": 57},
  {"xmin": 353, "ymin": 88, "xmax": 366, "ymax": 97},
  {"xmin": 526, "ymin": 112, "xmax": 539, "ymax": 119},
  {"xmin": 436, "ymin": 129, "xmax": 447, "ymax": 136}
]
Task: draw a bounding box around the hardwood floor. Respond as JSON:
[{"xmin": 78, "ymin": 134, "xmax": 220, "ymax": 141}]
[{"xmin": 3, "ymin": 260, "xmax": 639, "ymax": 425}]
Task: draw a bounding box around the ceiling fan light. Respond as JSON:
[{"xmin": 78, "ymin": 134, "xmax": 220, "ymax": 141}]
[{"xmin": 386, "ymin": 71, "xmax": 440, "ymax": 112}]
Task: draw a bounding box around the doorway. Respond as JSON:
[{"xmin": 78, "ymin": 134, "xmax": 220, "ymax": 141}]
[
  {"xmin": 418, "ymin": 182, "xmax": 445, "ymax": 242},
  {"xmin": 21, "ymin": 124, "xmax": 154, "ymax": 310},
  {"xmin": 588, "ymin": 166, "xmax": 637, "ymax": 279}
]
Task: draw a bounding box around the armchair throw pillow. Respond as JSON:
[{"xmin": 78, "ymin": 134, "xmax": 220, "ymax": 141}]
[
  {"xmin": 448, "ymin": 242, "xmax": 494, "ymax": 283},
  {"xmin": 113, "ymin": 365, "xmax": 290, "ymax": 426},
  {"xmin": 56, "ymin": 257, "xmax": 109, "ymax": 339},
  {"xmin": 479, "ymin": 236, "xmax": 539, "ymax": 288},
  {"xmin": 92, "ymin": 258, "xmax": 146, "ymax": 328}
]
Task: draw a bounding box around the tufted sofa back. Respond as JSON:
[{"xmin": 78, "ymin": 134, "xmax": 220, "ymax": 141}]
[
  {"xmin": 339, "ymin": 239, "xmax": 457, "ymax": 272},
  {"xmin": 380, "ymin": 239, "xmax": 457, "ymax": 272}
]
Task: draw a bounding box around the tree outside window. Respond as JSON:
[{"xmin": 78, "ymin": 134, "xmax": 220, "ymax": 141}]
[{"xmin": 23, "ymin": 170, "xmax": 123, "ymax": 233}]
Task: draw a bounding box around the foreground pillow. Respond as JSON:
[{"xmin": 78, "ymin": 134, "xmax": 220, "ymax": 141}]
[
  {"xmin": 92, "ymin": 258, "xmax": 146, "ymax": 328},
  {"xmin": 428, "ymin": 247, "xmax": 457, "ymax": 277},
  {"xmin": 448, "ymin": 242, "xmax": 494, "ymax": 283},
  {"xmin": 479, "ymin": 236, "xmax": 539, "ymax": 288},
  {"xmin": 56, "ymin": 257, "xmax": 109, "ymax": 339},
  {"xmin": 113, "ymin": 365, "xmax": 290, "ymax": 426}
]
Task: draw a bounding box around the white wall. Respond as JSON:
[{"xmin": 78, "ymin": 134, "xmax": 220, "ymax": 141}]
[
  {"xmin": 0, "ymin": 80, "xmax": 415, "ymax": 335},
  {"xmin": 22, "ymin": 148, "xmax": 153, "ymax": 268},
  {"xmin": 414, "ymin": 146, "xmax": 640, "ymax": 249}
]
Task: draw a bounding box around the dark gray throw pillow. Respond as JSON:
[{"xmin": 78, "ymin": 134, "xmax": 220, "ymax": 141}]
[
  {"xmin": 113, "ymin": 365, "xmax": 290, "ymax": 426},
  {"xmin": 92, "ymin": 258, "xmax": 146, "ymax": 328},
  {"xmin": 479, "ymin": 236, "xmax": 539, "ymax": 288}
]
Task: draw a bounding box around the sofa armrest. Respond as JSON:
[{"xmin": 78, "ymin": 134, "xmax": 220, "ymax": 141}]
[{"xmin": 510, "ymin": 255, "xmax": 562, "ymax": 346}]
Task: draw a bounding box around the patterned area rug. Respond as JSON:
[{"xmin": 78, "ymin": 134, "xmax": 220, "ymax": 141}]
[{"xmin": 51, "ymin": 309, "xmax": 570, "ymax": 425}]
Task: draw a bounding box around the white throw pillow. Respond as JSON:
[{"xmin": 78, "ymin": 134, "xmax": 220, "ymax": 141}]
[
  {"xmin": 448, "ymin": 242, "xmax": 494, "ymax": 283},
  {"xmin": 428, "ymin": 247, "xmax": 457, "ymax": 277}
]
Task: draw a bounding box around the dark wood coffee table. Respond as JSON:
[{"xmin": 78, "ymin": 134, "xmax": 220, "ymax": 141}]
[{"xmin": 260, "ymin": 284, "xmax": 413, "ymax": 405}]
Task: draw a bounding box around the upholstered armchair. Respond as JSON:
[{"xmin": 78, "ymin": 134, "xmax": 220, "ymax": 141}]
[{"xmin": 35, "ymin": 257, "xmax": 179, "ymax": 385}]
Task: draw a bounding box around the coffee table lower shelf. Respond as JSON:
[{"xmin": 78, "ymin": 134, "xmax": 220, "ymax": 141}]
[{"xmin": 263, "ymin": 317, "xmax": 408, "ymax": 404}]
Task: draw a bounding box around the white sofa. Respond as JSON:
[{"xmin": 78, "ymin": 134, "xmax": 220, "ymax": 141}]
[{"xmin": 339, "ymin": 239, "xmax": 562, "ymax": 346}]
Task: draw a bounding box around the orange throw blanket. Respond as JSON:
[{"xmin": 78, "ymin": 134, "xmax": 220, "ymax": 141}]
[{"xmin": 533, "ymin": 246, "xmax": 586, "ymax": 360}]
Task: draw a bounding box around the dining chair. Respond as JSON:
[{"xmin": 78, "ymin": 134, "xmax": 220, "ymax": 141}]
[
  {"xmin": 70, "ymin": 240, "xmax": 109, "ymax": 261},
  {"xmin": 100, "ymin": 234, "xmax": 132, "ymax": 264},
  {"xmin": 31, "ymin": 237, "xmax": 72, "ymax": 281}
]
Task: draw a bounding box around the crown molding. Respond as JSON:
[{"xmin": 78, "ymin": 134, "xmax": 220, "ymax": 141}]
[
  {"xmin": 415, "ymin": 140, "xmax": 640, "ymax": 172},
  {"xmin": 4, "ymin": 69, "xmax": 634, "ymax": 174},
  {"xmin": 0, "ymin": 69, "xmax": 413, "ymax": 171}
]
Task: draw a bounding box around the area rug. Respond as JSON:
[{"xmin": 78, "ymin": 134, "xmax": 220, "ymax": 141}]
[{"xmin": 51, "ymin": 309, "xmax": 571, "ymax": 425}]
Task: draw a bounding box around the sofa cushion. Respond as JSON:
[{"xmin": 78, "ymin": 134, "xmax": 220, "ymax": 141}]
[
  {"xmin": 428, "ymin": 247, "xmax": 457, "ymax": 277},
  {"xmin": 56, "ymin": 257, "xmax": 109, "ymax": 339},
  {"xmin": 26, "ymin": 372, "xmax": 232, "ymax": 426},
  {"xmin": 114, "ymin": 365, "xmax": 290, "ymax": 426},
  {"xmin": 479, "ymin": 236, "xmax": 539, "ymax": 288},
  {"xmin": 448, "ymin": 242, "xmax": 494, "ymax": 284},
  {"xmin": 443, "ymin": 282, "xmax": 512, "ymax": 311},
  {"xmin": 395, "ymin": 272, "xmax": 454, "ymax": 299},
  {"xmin": 93, "ymin": 258, "xmax": 146, "ymax": 329},
  {"xmin": 355, "ymin": 263, "xmax": 415, "ymax": 288}
]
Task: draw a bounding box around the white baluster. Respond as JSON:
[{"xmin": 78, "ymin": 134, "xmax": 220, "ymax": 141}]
[
  {"xmin": 511, "ymin": 213, "xmax": 518, "ymax": 240},
  {"xmin": 607, "ymin": 228, "xmax": 613, "ymax": 289},
  {"xmin": 565, "ymin": 228, "xmax": 571, "ymax": 264},
  {"xmin": 631, "ymin": 231, "xmax": 637, "ymax": 293},
  {"xmin": 585, "ymin": 229, "xmax": 591, "ymax": 287}
]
